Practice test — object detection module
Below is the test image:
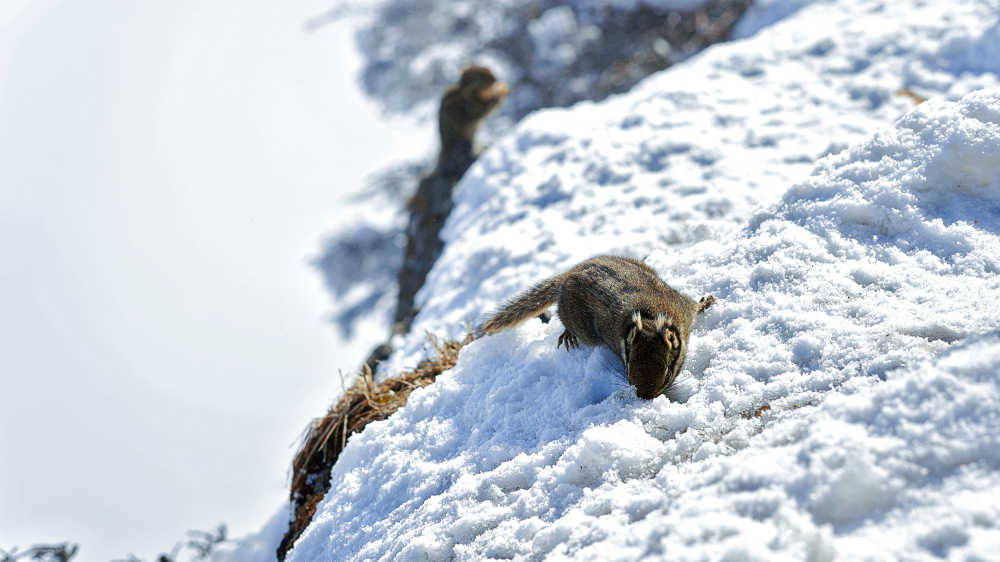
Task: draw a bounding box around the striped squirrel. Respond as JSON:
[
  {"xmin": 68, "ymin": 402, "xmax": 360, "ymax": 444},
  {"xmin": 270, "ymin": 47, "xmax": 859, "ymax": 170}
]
[
  {"xmin": 478, "ymin": 255, "xmax": 715, "ymax": 399},
  {"xmin": 393, "ymin": 66, "xmax": 509, "ymax": 334}
]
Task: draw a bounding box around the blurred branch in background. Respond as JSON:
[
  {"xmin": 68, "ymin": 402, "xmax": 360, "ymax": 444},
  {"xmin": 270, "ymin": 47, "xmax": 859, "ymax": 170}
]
[
  {"xmin": 306, "ymin": 0, "xmax": 751, "ymax": 124},
  {"xmin": 0, "ymin": 544, "xmax": 79, "ymax": 562},
  {"xmin": 106, "ymin": 524, "xmax": 228, "ymax": 562}
]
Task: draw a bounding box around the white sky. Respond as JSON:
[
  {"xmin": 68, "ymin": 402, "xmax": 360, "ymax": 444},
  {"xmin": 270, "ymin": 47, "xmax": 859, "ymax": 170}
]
[{"xmin": 0, "ymin": 0, "xmax": 426, "ymax": 559}]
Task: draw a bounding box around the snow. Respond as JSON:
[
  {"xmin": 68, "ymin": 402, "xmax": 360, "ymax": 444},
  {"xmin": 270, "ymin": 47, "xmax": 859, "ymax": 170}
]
[
  {"xmin": 269, "ymin": 0, "xmax": 1000, "ymax": 559},
  {"xmin": 212, "ymin": 506, "xmax": 291, "ymax": 562},
  {"xmin": 730, "ymin": 0, "xmax": 817, "ymax": 39}
]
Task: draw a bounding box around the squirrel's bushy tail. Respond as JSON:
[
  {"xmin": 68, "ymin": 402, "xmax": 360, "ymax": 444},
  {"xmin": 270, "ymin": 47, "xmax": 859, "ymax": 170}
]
[{"xmin": 477, "ymin": 274, "xmax": 564, "ymax": 337}]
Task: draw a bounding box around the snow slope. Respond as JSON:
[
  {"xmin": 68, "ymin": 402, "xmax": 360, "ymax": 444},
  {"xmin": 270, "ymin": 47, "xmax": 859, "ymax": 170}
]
[
  {"xmin": 286, "ymin": 88, "xmax": 1000, "ymax": 561},
  {"xmin": 265, "ymin": 0, "xmax": 1000, "ymax": 559}
]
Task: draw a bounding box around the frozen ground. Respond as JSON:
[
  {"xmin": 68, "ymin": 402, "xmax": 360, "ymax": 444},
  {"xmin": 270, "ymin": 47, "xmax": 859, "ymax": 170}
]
[{"xmin": 225, "ymin": 0, "xmax": 1000, "ymax": 560}]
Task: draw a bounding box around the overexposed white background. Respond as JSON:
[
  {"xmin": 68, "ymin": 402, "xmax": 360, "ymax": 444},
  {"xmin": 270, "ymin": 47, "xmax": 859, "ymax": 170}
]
[{"xmin": 0, "ymin": 1, "xmax": 424, "ymax": 559}]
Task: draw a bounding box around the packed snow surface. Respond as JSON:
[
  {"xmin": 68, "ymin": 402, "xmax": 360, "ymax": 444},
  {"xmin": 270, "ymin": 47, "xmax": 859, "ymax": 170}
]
[{"xmin": 274, "ymin": 0, "xmax": 1000, "ymax": 560}]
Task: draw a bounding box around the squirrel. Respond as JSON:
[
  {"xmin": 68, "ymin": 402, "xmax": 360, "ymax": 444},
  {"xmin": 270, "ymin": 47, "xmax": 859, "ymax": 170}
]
[
  {"xmin": 364, "ymin": 67, "xmax": 508, "ymax": 374},
  {"xmin": 477, "ymin": 255, "xmax": 715, "ymax": 399},
  {"xmin": 393, "ymin": 66, "xmax": 509, "ymax": 334},
  {"xmin": 433, "ymin": 65, "xmax": 509, "ymax": 180}
]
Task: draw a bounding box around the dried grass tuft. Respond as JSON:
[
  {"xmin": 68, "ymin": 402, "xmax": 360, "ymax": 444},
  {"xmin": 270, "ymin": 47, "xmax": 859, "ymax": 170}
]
[{"xmin": 277, "ymin": 334, "xmax": 467, "ymax": 560}]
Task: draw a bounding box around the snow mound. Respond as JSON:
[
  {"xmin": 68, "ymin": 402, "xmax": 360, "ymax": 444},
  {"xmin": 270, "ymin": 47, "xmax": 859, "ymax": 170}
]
[{"xmin": 287, "ymin": 74, "xmax": 1000, "ymax": 562}]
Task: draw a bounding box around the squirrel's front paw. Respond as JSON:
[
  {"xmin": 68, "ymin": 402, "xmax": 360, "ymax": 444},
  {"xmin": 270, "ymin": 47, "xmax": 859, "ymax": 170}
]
[{"xmin": 558, "ymin": 330, "xmax": 580, "ymax": 350}]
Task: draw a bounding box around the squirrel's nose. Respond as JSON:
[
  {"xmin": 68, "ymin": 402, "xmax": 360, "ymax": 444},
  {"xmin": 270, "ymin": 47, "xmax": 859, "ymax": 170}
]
[
  {"xmin": 478, "ymin": 81, "xmax": 509, "ymax": 102},
  {"xmin": 628, "ymin": 369, "xmax": 664, "ymax": 400}
]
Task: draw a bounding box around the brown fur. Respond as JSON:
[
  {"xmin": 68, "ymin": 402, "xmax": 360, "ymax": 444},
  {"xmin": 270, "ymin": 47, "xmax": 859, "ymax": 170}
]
[
  {"xmin": 479, "ymin": 255, "xmax": 715, "ymax": 399},
  {"xmin": 437, "ymin": 66, "xmax": 509, "ymax": 171}
]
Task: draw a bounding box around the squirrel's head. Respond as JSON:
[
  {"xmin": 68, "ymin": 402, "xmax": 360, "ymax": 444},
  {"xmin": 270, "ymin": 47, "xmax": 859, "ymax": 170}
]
[
  {"xmin": 439, "ymin": 66, "xmax": 508, "ymax": 160},
  {"xmin": 442, "ymin": 66, "xmax": 508, "ymax": 132},
  {"xmin": 456, "ymin": 66, "xmax": 509, "ymax": 113},
  {"xmin": 620, "ymin": 311, "xmax": 686, "ymax": 399}
]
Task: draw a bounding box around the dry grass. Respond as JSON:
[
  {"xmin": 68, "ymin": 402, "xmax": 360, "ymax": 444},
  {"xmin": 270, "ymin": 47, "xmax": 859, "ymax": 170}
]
[
  {"xmin": 897, "ymin": 89, "xmax": 927, "ymax": 104},
  {"xmin": 277, "ymin": 334, "xmax": 467, "ymax": 560}
]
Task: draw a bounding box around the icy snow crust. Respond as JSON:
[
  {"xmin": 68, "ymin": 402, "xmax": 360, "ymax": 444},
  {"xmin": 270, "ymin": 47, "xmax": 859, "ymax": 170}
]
[{"xmin": 286, "ymin": 1, "xmax": 1000, "ymax": 560}]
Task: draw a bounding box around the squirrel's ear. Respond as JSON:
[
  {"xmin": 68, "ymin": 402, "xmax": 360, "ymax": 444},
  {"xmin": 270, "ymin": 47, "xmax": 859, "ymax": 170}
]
[
  {"xmin": 654, "ymin": 313, "xmax": 672, "ymax": 343},
  {"xmin": 630, "ymin": 311, "xmax": 643, "ymax": 331},
  {"xmin": 654, "ymin": 313, "xmax": 668, "ymax": 331}
]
